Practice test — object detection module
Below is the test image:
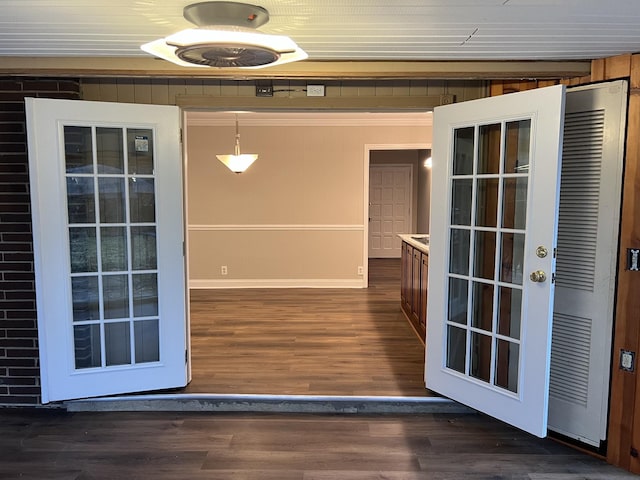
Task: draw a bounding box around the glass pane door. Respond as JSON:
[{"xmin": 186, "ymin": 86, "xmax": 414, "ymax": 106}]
[
  {"xmin": 425, "ymin": 85, "xmax": 565, "ymax": 438},
  {"xmin": 65, "ymin": 125, "xmax": 160, "ymax": 370}
]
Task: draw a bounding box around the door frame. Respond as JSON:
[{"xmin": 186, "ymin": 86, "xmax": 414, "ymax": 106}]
[{"xmin": 363, "ymin": 143, "xmax": 431, "ymax": 285}]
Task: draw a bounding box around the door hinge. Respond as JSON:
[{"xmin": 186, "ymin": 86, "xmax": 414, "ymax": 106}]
[
  {"xmin": 185, "ymin": 349, "xmax": 188, "ymax": 364},
  {"xmin": 179, "ymin": 128, "xmax": 183, "ymax": 144},
  {"xmin": 551, "ymin": 272, "xmax": 556, "ymax": 284},
  {"xmin": 553, "ymin": 247, "xmax": 557, "ymax": 258},
  {"xmin": 183, "ymin": 241, "xmax": 186, "ymax": 256}
]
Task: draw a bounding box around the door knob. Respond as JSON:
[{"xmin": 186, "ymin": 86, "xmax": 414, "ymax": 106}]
[{"xmin": 530, "ymin": 270, "xmax": 547, "ymax": 283}]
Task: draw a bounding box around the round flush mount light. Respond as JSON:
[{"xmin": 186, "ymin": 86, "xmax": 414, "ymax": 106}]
[{"xmin": 141, "ymin": 1, "xmax": 308, "ymax": 69}]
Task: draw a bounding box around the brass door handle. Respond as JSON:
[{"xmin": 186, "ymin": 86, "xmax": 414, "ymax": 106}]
[{"xmin": 530, "ymin": 270, "xmax": 547, "ymax": 283}]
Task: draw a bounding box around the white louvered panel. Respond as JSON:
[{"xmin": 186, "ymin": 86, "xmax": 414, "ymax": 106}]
[
  {"xmin": 555, "ymin": 109, "xmax": 604, "ymax": 291},
  {"xmin": 550, "ymin": 312, "xmax": 592, "ymax": 406}
]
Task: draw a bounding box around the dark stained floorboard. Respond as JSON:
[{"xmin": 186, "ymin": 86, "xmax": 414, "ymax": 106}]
[
  {"xmin": 185, "ymin": 258, "xmax": 433, "ymax": 397},
  {"xmin": 0, "ymin": 409, "xmax": 635, "ymax": 479}
]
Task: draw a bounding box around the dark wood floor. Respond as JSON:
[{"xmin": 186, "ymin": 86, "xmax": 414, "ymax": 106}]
[
  {"xmin": 0, "ymin": 409, "xmax": 635, "ymax": 479},
  {"xmin": 185, "ymin": 258, "xmax": 433, "ymax": 396}
]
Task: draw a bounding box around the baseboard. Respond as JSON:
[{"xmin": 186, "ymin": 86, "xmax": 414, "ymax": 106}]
[{"xmin": 189, "ymin": 278, "xmax": 366, "ymax": 289}]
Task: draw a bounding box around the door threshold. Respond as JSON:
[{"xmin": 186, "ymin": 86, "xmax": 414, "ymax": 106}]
[{"xmin": 64, "ymin": 393, "xmax": 472, "ymax": 414}]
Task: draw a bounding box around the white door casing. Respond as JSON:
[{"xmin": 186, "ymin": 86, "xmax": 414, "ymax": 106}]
[
  {"xmin": 27, "ymin": 98, "xmax": 188, "ymax": 403},
  {"xmin": 426, "ymin": 85, "xmax": 566, "ymax": 437},
  {"xmin": 369, "ymin": 165, "xmax": 412, "ymax": 258}
]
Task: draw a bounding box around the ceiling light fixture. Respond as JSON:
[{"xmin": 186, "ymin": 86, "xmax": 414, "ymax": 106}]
[
  {"xmin": 216, "ymin": 115, "xmax": 258, "ymax": 173},
  {"xmin": 141, "ymin": 1, "xmax": 308, "ymax": 68}
]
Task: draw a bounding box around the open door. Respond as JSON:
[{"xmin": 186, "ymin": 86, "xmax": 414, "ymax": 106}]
[
  {"xmin": 426, "ymin": 85, "xmax": 565, "ymax": 437},
  {"xmin": 27, "ymin": 98, "xmax": 188, "ymax": 403}
]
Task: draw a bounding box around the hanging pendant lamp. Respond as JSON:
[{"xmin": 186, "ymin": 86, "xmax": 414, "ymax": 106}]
[{"xmin": 216, "ymin": 115, "xmax": 258, "ymax": 173}]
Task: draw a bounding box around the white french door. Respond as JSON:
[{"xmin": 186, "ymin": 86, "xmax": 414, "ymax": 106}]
[
  {"xmin": 26, "ymin": 98, "xmax": 188, "ymax": 403},
  {"xmin": 425, "ymin": 85, "xmax": 565, "ymax": 437}
]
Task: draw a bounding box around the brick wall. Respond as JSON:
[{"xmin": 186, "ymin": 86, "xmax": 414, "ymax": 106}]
[{"xmin": 0, "ymin": 78, "xmax": 80, "ymax": 405}]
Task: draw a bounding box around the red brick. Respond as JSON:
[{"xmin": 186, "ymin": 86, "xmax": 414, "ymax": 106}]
[
  {"xmin": 1, "ymin": 235, "xmax": 34, "ymax": 244},
  {"xmin": 0, "ymin": 123, "xmax": 25, "ymax": 133},
  {"xmin": 6, "ymin": 329, "xmax": 37, "ymax": 338},
  {"xmin": 0, "ymin": 281, "xmax": 35, "ymax": 290},
  {"xmin": 3, "ymin": 252, "xmax": 34, "ymax": 263},
  {"xmin": 7, "ymin": 386, "xmax": 40, "ymax": 395},
  {"xmin": 0, "ymin": 81, "xmax": 24, "ymax": 91},
  {"xmin": 0, "ymin": 395, "xmax": 39, "ymax": 404},
  {"xmin": 0, "ymin": 357, "xmax": 37, "ymax": 367},
  {"xmin": 5, "ymin": 310, "xmax": 36, "ymax": 320},
  {"xmin": 8, "ymin": 368, "xmax": 39, "ymax": 377},
  {"xmin": 6, "ymin": 348, "xmax": 38, "ymax": 358}
]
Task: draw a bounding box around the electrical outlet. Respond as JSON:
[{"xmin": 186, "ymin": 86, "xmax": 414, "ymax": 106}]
[
  {"xmin": 307, "ymin": 84, "xmax": 325, "ymax": 96},
  {"xmin": 357, "ymin": 266, "xmax": 364, "ymax": 275},
  {"xmin": 221, "ymin": 265, "xmax": 228, "ymax": 276},
  {"xmin": 256, "ymin": 85, "xmax": 273, "ymax": 97},
  {"xmin": 621, "ymin": 349, "xmax": 635, "ymax": 372}
]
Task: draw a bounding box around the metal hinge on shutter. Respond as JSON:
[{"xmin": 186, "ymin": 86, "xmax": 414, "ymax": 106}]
[{"xmin": 552, "ymin": 272, "xmax": 556, "ymax": 284}]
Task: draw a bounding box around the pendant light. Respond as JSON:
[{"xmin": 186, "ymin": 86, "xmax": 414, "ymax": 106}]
[{"xmin": 216, "ymin": 115, "xmax": 258, "ymax": 173}]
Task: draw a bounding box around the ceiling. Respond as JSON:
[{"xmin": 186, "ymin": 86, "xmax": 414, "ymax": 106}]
[{"xmin": 2, "ymin": 0, "xmax": 640, "ymax": 63}]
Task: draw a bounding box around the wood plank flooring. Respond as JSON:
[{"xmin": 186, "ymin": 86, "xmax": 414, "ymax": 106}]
[
  {"xmin": 185, "ymin": 258, "xmax": 433, "ymax": 397},
  {"xmin": 0, "ymin": 409, "xmax": 635, "ymax": 479}
]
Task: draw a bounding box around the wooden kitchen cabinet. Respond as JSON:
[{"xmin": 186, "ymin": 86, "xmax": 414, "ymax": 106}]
[{"xmin": 400, "ymin": 240, "xmax": 428, "ymax": 343}]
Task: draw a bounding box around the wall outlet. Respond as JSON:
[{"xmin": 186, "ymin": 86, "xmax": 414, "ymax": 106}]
[
  {"xmin": 357, "ymin": 266, "xmax": 364, "ymax": 275},
  {"xmin": 256, "ymin": 85, "xmax": 273, "ymax": 97},
  {"xmin": 307, "ymin": 84, "xmax": 325, "ymax": 96},
  {"xmin": 221, "ymin": 265, "xmax": 228, "ymax": 276}
]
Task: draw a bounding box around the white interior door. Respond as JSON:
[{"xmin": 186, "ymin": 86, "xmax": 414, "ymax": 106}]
[
  {"xmin": 26, "ymin": 98, "xmax": 188, "ymax": 403},
  {"xmin": 426, "ymin": 85, "xmax": 565, "ymax": 437},
  {"xmin": 369, "ymin": 165, "xmax": 412, "ymax": 258}
]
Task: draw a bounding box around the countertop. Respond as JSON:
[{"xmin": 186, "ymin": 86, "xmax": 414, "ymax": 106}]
[{"xmin": 398, "ymin": 234, "xmax": 429, "ymax": 254}]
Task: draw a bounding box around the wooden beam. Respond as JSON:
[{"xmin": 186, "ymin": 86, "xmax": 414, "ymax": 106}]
[
  {"xmin": 0, "ymin": 57, "xmax": 591, "ymax": 80},
  {"xmin": 176, "ymin": 94, "xmax": 453, "ymax": 110}
]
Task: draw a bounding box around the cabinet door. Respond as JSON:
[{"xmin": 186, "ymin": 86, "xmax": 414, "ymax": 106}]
[
  {"xmin": 412, "ymin": 247, "xmax": 421, "ymax": 322},
  {"xmin": 401, "ymin": 242, "xmax": 412, "ymax": 309},
  {"xmin": 420, "ymin": 253, "xmax": 429, "ymax": 335}
]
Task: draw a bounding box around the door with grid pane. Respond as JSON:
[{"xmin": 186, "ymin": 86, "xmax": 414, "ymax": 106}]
[
  {"xmin": 27, "ymin": 98, "xmax": 187, "ymax": 403},
  {"xmin": 425, "ymin": 85, "xmax": 565, "ymax": 437}
]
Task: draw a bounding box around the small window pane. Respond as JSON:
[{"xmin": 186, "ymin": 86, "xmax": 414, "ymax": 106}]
[
  {"xmin": 473, "ymin": 231, "xmax": 496, "ymax": 280},
  {"xmin": 499, "ymin": 232, "xmax": 525, "ymax": 285},
  {"xmin": 128, "ymin": 129, "xmax": 154, "ymax": 175},
  {"xmin": 475, "ymin": 178, "xmax": 499, "ymax": 227},
  {"xmin": 471, "ymin": 282, "xmax": 493, "ymax": 332},
  {"xmin": 135, "ymin": 319, "xmax": 159, "ymax": 363},
  {"xmin": 504, "ymin": 120, "xmax": 531, "ymax": 174},
  {"xmin": 453, "ymin": 127, "xmax": 474, "ymax": 176},
  {"xmin": 71, "ymin": 276, "xmax": 100, "ymax": 322},
  {"xmin": 478, "ymin": 123, "xmax": 501, "ymax": 174},
  {"xmin": 446, "ymin": 325, "xmax": 467, "ymax": 374},
  {"xmin": 470, "ymin": 332, "xmax": 492, "ymax": 383},
  {"xmin": 451, "ymin": 179, "xmax": 472, "ymax": 226},
  {"xmin": 105, "ymin": 321, "xmax": 131, "ymax": 366},
  {"xmin": 129, "ymin": 178, "xmax": 156, "ymax": 223},
  {"xmin": 495, "ymin": 340, "xmax": 519, "ymax": 393},
  {"xmin": 497, "ymin": 287, "xmax": 522, "ymax": 340},
  {"xmin": 449, "ymin": 228, "xmax": 470, "ymax": 275},
  {"xmin": 69, "ymin": 227, "xmax": 98, "ymax": 273},
  {"xmin": 74, "ymin": 324, "xmax": 101, "ymax": 369},
  {"xmin": 502, "ymin": 177, "xmax": 528, "ymax": 230},
  {"xmin": 448, "ymin": 277, "xmax": 468, "ymax": 325},
  {"xmin": 66, "ymin": 177, "xmax": 95, "ymax": 224},
  {"xmin": 99, "ymin": 178, "xmax": 126, "ymax": 224},
  {"xmin": 101, "ymin": 227, "xmax": 127, "ymax": 272},
  {"xmin": 97, "ymin": 127, "xmax": 124, "ymax": 174},
  {"xmin": 133, "ymin": 273, "xmax": 158, "ymax": 317},
  {"xmin": 103, "ymin": 274, "xmax": 129, "ymax": 319},
  {"xmin": 131, "ymin": 226, "xmax": 157, "ymax": 270},
  {"xmin": 64, "ymin": 126, "xmax": 93, "ymax": 174}
]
